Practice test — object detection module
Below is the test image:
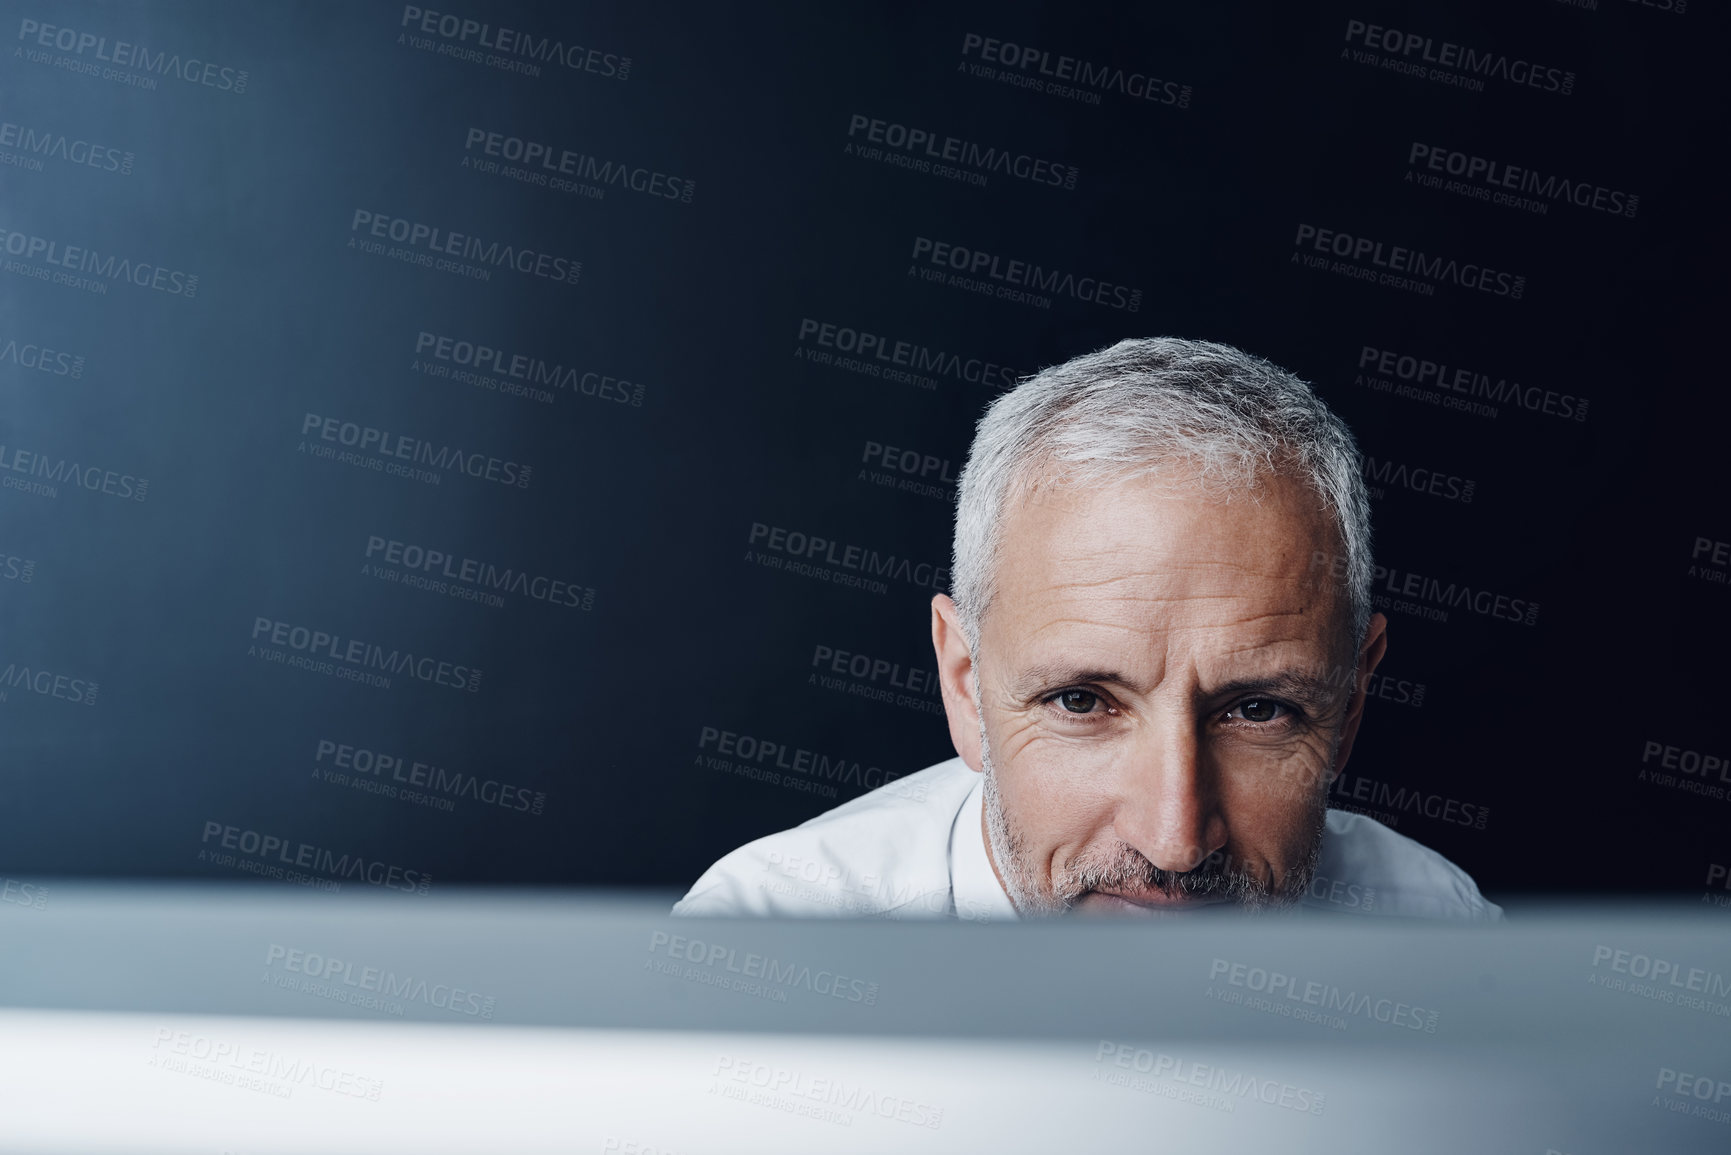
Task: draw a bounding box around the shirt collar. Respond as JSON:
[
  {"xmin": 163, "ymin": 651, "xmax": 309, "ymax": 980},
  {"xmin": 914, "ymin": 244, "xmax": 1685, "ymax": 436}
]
[{"xmin": 948, "ymin": 771, "xmax": 1020, "ymax": 922}]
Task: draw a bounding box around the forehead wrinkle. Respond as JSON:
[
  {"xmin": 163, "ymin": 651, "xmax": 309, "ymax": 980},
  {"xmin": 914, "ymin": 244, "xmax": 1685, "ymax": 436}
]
[
  {"xmin": 1012, "ymin": 615, "xmax": 1328, "ymax": 674},
  {"xmin": 1009, "ymin": 565, "xmax": 1173, "ymax": 597},
  {"xmin": 1012, "ymin": 568, "xmax": 1331, "ymax": 613},
  {"xmin": 1015, "ymin": 592, "xmax": 1325, "ymax": 633},
  {"xmin": 1202, "ymin": 606, "xmax": 1328, "ymax": 629},
  {"xmin": 1018, "ymin": 616, "xmax": 1152, "ymax": 652},
  {"xmin": 1024, "ymin": 547, "xmax": 1318, "ymax": 584},
  {"xmin": 1018, "ymin": 567, "xmax": 1317, "ymax": 599},
  {"xmin": 1010, "ymin": 581, "xmax": 1329, "ymax": 626},
  {"xmin": 997, "ymin": 528, "xmax": 1347, "ymax": 658},
  {"xmin": 1209, "ymin": 633, "xmax": 1330, "ymax": 662}
]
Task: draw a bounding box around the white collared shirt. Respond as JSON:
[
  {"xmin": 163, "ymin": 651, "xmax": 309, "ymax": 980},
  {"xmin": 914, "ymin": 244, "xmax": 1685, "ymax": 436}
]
[{"xmin": 672, "ymin": 757, "xmax": 1503, "ymax": 922}]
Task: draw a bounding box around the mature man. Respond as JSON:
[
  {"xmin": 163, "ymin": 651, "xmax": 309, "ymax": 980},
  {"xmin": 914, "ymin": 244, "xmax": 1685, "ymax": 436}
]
[{"xmin": 675, "ymin": 338, "xmax": 1500, "ymax": 921}]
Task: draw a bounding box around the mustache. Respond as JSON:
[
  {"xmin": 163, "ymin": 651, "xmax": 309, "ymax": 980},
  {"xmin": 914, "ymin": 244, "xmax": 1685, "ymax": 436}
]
[{"xmin": 1062, "ymin": 846, "xmax": 1270, "ymax": 905}]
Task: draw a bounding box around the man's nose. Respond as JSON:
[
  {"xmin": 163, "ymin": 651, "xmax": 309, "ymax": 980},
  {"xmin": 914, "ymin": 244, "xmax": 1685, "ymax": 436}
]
[{"xmin": 1111, "ymin": 727, "xmax": 1227, "ymax": 873}]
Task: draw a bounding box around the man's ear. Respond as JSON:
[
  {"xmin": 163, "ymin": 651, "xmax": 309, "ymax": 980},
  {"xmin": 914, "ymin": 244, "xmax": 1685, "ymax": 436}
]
[
  {"xmin": 1330, "ymin": 612, "xmax": 1390, "ymax": 783},
  {"xmin": 931, "ymin": 594, "xmax": 984, "ymax": 773}
]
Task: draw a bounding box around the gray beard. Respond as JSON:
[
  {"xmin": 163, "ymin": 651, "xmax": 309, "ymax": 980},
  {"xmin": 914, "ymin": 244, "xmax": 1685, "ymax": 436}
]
[{"xmin": 977, "ymin": 719, "xmax": 1329, "ymax": 917}]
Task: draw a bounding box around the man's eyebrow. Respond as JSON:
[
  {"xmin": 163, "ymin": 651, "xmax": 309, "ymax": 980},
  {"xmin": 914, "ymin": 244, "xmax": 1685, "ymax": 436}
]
[
  {"xmin": 1207, "ymin": 671, "xmax": 1350, "ymax": 711},
  {"xmin": 1010, "ymin": 664, "xmax": 1141, "ymax": 698},
  {"xmin": 1008, "ymin": 666, "xmax": 1354, "ymax": 710}
]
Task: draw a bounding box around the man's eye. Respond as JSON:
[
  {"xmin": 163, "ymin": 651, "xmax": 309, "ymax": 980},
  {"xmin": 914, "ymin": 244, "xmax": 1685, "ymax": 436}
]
[
  {"xmin": 1055, "ymin": 689, "xmax": 1101, "ymax": 714},
  {"xmin": 1227, "ymin": 698, "xmax": 1289, "ymax": 723}
]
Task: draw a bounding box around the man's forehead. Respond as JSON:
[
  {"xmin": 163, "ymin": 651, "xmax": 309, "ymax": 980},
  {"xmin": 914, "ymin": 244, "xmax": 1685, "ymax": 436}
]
[
  {"xmin": 1001, "ymin": 473, "xmax": 1338, "ymax": 593},
  {"xmin": 1002, "ymin": 467, "xmax": 1335, "ymax": 566},
  {"xmin": 993, "ymin": 597, "xmax": 1341, "ymax": 681},
  {"xmin": 983, "ymin": 470, "xmax": 1350, "ymax": 663}
]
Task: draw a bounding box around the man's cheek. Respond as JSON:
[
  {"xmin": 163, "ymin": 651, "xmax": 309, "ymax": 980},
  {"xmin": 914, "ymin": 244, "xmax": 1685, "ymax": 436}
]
[
  {"xmin": 1007, "ymin": 726, "xmax": 1125, "ymax": 796},
  {"xmin": 1232, "ymin": 739, "xmax": 1334, "ymax": 802},
  {"xmin": 988, "ymin": 708, "xmax": 1050, "ymax": 761},
  {"xmin": 1010, "ymin": 741, "xmax": 1126, "ymax": 838},
  {"xmin": 1219, "ymin": 750, "xmax": 1331, "ymax": 843},
  {"xmin": 1257, "ymin": 789, "xmax": 1327, "ymax": 853}
]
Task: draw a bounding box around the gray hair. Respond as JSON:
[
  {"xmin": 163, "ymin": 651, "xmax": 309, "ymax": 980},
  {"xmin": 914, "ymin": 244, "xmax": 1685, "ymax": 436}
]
[{"xmin": 950, "ymin": 336, "xmax": 1373, "ymax": 658}]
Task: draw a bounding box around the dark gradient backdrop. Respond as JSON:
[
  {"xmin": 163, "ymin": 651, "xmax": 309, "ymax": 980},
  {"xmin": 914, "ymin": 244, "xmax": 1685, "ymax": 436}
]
[{"xmin": 1, "ymin": 0, "xmax": 1726, "ymax": 903}]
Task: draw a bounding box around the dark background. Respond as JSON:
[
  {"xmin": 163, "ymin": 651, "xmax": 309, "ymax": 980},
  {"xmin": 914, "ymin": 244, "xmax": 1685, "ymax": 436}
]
[{"xmin": 1, "ymin": 0, "xmax": 1725, "ymax": 902}]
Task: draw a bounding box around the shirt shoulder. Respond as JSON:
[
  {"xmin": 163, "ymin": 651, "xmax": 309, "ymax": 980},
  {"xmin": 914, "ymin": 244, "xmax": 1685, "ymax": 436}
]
[
  {"xmin": 1308, "ymin": 808, "xmax": 1503, "ymax": 922},
  {"xmin": 671, "ymin": 757, "xmax": 977, "ymax": 918}
]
